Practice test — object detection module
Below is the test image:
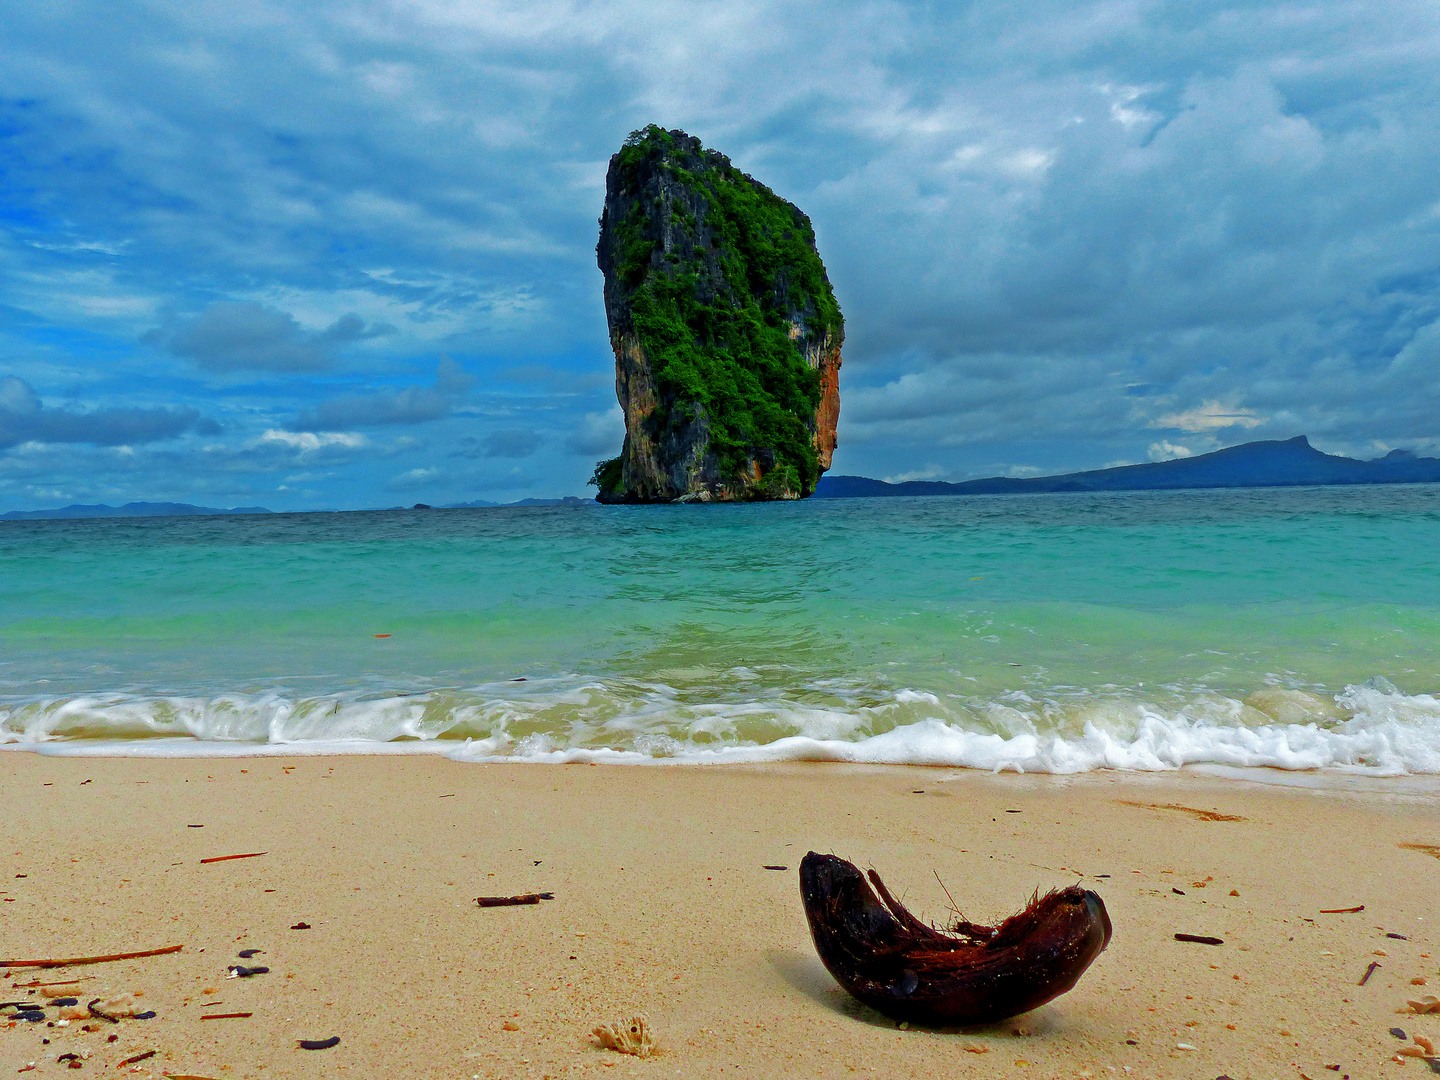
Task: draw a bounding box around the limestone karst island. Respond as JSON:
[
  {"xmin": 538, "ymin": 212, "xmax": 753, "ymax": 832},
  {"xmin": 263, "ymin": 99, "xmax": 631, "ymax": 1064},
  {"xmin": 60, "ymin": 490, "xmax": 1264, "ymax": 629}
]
[{"xmin": 592, "ymin": 126, "xmax": 843, "ymax": 503}]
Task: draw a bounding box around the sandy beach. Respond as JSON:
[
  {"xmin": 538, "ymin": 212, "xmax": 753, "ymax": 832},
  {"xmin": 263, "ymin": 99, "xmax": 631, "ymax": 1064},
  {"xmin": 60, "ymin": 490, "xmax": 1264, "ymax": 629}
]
[{"xmin": 2, "ymin": 755, "xmax": 1437, "ymax": 1079}]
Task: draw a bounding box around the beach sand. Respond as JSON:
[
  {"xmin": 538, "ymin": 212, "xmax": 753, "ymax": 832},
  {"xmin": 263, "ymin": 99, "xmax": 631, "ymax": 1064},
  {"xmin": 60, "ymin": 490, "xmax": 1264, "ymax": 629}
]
[{"xmin": 2, "ymin": 754, "xmax": 1437, "ymax": 1079}]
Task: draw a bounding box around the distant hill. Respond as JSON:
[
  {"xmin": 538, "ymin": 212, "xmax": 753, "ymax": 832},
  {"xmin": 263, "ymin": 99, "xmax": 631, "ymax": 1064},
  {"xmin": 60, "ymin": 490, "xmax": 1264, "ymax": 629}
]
[
  {"xmin": 401, "ymin": 497, "xmax": 590, "ymax": 510},
  {"xmin": 432, "ymin": 496, "xmax": 588, "ymax": 509},
  {"xmin": 506, "ymin": 496, "xmax": 588, "ymax": 507},
  {"xmin": 1, "ymin": 501, "xmax": 273, "ymax": 521},
  {"xmin": 814, "ymin": 437, "xmax": 1440, "ymax": 498}
]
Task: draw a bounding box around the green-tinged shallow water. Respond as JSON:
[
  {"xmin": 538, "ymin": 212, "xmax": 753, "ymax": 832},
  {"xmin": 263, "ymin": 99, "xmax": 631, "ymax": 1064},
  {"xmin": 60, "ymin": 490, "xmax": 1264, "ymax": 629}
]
[{"xmin": 2, "ymin": 486, "xmax": 1439, "ymax": 773}]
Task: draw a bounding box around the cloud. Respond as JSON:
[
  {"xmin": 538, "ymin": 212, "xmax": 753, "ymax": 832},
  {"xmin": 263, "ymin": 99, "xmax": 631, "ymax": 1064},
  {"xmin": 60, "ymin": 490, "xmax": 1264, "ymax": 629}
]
[
  {"xmin": 432, "ymin": 356, "xmax": 475, "ymax": 395},
  {"xmin": 175, "ymin": 428, "xmax": 374, "ymax": 473},
  {"xmin": 1151, "ymin": 401, "xmax": 1267, "ymax": 434},
  {"xmin": 563, "ymin": 408, "xmax": 625, "ymax": 456},
  {"xmin": 149, "ymin": 302, "xmax": 394, "ymax": 373},
  {"xmin": 499, "ymin": 365, "xmax": 610, "ymax": 391},
  {"xmin": 387, "ymin": 466, "xmax": 440, "ymax": 491},
  {"xmin": 1148, "ymin": 440, "xmax": 1196, "ymax": 462},
  {"xmin": 881, "ymin": 467, "xmax": 944, "ymax": 483},
  {"xmin": 480, "ymin": 430, "xmax": 542, "ymax": 458},
  {"xmin": 256, "ymin": 429, "xmax": 368, "ymax": 453},
  {"xmin": 5, "ymin": 0, "xmax": 1440, "ymax": 500},
  {"xmin": 292, "ymin": 357, "xmax": 473, "ymax": 430},
  {"xmin": 299, "ymin": 386, "xmax": 450, "ymax": 428},
  {"xmin": 0, "ymin": 375, "xmax": 209, "ymax": 451},
  {"xmin": 840, "ymin": 355, "xmax": 1142, "ymax": 449},
  {"xmin": 450, "ymin": 428, "xmax": 544, "ymax": 459}
]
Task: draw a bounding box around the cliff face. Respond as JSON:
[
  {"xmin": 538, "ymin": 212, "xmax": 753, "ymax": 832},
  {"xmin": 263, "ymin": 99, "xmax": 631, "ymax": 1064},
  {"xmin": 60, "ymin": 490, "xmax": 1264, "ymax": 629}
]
[{"xmin": 592, "ymin": 126, "xmax": 843, "ymax": 503}]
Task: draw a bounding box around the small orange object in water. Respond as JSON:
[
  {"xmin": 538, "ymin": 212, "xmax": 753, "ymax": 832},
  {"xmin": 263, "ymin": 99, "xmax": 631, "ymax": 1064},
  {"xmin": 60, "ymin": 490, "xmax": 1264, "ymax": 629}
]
[{"xmin": 374, "ymin": 634, "xmax": 391, "ymax": 638}]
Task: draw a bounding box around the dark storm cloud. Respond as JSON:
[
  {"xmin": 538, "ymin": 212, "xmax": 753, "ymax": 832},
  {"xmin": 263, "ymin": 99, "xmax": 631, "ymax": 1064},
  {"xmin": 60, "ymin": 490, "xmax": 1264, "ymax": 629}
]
[
  {"xmin": 149, "ymin": 303, "xmax": 394, "ymax": 373},
  {"xmin": 3, "ymin": 0, "xmax": 1440, "ymax": 505},
  {"xmin": 0, "ymin": 376, "xmax": 210, "ymax": 450}
]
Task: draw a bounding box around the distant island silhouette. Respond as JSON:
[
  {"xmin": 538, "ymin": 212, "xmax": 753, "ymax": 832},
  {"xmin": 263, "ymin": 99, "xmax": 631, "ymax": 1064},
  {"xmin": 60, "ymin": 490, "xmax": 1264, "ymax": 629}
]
[
  {"xmin": 1, "ymin": 497, "xmax": 590, "ymax": 521},
  {"xmin": 0, "ymin": 501, "xmax": 274, "ymax": 521},
  {"xmin": 813, "ymin": 436, "xmax": 1440, "ymax": 498}
]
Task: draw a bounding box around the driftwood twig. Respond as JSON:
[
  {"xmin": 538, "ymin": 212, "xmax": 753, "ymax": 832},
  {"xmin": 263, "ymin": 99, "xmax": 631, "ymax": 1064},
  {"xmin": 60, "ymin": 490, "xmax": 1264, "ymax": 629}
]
[
  {"xmin": 0, "ymin": 944, "xmax": 183, "ymax": 969},
  {"xmin": 87, "ymin": 998, "xmax": 118, "ymax": 1023},
  {"xmin": 11, "ymin": 978, "xmax": 88, "ymax": 988},
  {"xmin": 1359, "ymin": 961, "xmax": 1381, "ymax": 986},
  {"xmin": 475, "ymin": 892, "xmax": 554, "ymax": 907},
  {"xmin": 1319, "ymin": 905, "xmax": 1364, "ymax": 914},
  {"xmin": 1174, "ymin": 933, "xmax": 1224, "ymax": 946},
  {"xmin": 199, "ymin": 852, "xmax": 267, "ymax": 864}
]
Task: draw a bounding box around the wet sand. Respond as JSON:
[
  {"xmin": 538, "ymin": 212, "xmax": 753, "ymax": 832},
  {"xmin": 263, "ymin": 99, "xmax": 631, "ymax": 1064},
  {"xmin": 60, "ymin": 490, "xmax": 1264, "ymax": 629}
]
[{"xmin": 2, "ymin": 754, "xmax": 1438, "ymax": 1079}]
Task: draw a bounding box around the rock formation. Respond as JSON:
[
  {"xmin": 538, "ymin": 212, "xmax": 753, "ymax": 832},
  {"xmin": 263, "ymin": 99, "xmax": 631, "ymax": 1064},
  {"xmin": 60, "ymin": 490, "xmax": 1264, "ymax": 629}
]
[{"xmin": 592, "ymin": 126, "xmax": 842, "ymax": 503}]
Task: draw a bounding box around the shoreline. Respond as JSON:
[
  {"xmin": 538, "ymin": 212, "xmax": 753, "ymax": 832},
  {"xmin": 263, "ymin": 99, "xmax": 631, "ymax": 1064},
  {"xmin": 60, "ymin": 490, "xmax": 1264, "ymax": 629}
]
[
  {"xmin": 7, "ymin": 739, "xmax": 1440, "ymax": 795},
  {"xmin": 6, "ymin": 721, "xmax": 1440, "ymax": 780},
  {"xmin": 3, "ymin": 756, "xmax": 1437, "ymax": 1078}
]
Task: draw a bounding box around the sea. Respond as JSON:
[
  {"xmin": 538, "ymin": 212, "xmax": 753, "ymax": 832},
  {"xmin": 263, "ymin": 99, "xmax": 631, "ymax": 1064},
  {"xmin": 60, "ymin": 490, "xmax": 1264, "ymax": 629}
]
[{"xmin": 3, "ymin": 485, "xmax": 1440, "ymax": 778}]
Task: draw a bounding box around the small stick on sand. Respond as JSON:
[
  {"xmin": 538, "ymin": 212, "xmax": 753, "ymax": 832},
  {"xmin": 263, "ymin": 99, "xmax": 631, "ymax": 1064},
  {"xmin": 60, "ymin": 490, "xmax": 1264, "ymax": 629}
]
[
  {"xmin": 0, "ymin": 945, "xmax": 183, "ymax": 969},
  {"xmin": 117, "ymin": 1050, "xmax": 157, "ymax": 1067},
  {"xmin": 1117, "ymin": 801, "xmax": 1246, "ymax": 822},
  {"xmin": 199, "ymin": 852, "xmax": 267, "ymax": 864},
  {"xmin": 1174, "ymin": 933, "xmax": 1224, "ymax": 946},
  {"xmin": 1319, "ymin": 905, "xmax": 1365, "ymax": 914},
  {"xmin": 1359, "ymin": 961, "xmax": 1381, "ymax": 986},
  {"xmin": 475, "ymin": 892, "xmax": 554, "ymax": 907},
  {"xmin": 11, "ymin": 978, "xmax": 88, "ymax": 988},
  {"xmin": 200, "ymin": 1012, "xmax": 253, "ymax": 1020},
  {"xmin": 86, "ymin": 998, "xmax": 119, "ymax": 1023}
]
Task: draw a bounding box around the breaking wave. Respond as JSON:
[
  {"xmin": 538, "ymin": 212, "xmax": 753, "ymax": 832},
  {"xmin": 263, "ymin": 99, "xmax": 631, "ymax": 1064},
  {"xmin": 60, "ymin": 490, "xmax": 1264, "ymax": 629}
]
[{"xmin": 4, "ymin": 675, "xmax": 1438, "ymax": 776}]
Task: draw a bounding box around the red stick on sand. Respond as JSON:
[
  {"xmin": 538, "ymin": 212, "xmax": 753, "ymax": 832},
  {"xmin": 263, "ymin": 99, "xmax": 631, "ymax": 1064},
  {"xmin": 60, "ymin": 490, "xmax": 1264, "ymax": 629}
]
[
  {"xmin": 0, "ymin": 945, "xmax": 183, "ymax": 969},
  {"xmin": 199, "ymin": 852, "xmax": 267, "ymax": 864}
]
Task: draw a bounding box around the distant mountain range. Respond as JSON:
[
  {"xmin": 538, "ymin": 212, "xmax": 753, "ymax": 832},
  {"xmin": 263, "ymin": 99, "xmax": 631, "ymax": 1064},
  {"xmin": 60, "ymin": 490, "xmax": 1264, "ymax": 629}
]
[
  {"xmin": 8, "ymin": 438, "xmax": 1434, "ymax": 519},
  {"xmin": 0, "ymin": 501, "xmax": 274, "ymax": 520},
  {"xmin": 813, "ymin": 436, "xmax": 1440, "ymax": 498},
  {"xmin": 2, "ymin": 496, "xmax": 591, "ymax": 520}
]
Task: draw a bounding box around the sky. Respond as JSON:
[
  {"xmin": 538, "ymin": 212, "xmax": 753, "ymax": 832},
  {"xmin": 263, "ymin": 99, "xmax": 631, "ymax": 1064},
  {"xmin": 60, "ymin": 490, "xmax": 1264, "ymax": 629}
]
[{"xmin": 3, "ymin": 0, "xmax": 1440, "ymax": 510}]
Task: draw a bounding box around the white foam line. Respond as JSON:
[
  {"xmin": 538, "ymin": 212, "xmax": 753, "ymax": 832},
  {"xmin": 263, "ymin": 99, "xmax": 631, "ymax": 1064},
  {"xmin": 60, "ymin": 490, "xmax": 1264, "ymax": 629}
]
[{"xmin": 2, "ymin": 682, "xmax": 1437, "ymax": 775}]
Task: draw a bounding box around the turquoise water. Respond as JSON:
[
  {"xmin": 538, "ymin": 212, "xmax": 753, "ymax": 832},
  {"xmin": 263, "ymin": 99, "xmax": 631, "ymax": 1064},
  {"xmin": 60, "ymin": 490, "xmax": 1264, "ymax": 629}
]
[{"xmin": 3, "ymin": 486, "xmax": 1439, "ymax": 772}]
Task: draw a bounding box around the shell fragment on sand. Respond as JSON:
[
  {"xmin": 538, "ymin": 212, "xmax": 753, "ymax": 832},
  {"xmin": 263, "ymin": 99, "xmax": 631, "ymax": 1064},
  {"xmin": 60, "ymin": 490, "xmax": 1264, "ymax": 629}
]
[{"xmin": 593, "ymin": 1016, "xmax": 657, "ymax": 1058}]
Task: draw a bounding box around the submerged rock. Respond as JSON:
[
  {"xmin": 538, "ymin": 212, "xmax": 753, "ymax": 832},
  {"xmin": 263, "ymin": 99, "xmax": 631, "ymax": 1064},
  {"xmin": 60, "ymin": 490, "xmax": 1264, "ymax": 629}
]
[{"xmin": 593, "ymin": 126, "xmax": 842, "ymax": 503}]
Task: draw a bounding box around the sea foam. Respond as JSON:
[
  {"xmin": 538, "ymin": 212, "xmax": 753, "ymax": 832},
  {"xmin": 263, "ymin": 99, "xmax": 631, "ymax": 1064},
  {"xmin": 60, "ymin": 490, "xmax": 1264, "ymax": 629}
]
[{"xmin": 4, "ymin": 677, "xmax": 1439, "ymax": 776}]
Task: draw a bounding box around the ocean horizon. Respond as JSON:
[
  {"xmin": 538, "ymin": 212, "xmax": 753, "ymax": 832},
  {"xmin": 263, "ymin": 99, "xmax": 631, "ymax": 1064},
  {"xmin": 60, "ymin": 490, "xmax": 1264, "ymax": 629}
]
[{"xmin": 3, "ymin": 484, "xmax": 1439, "ymax": 779}]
